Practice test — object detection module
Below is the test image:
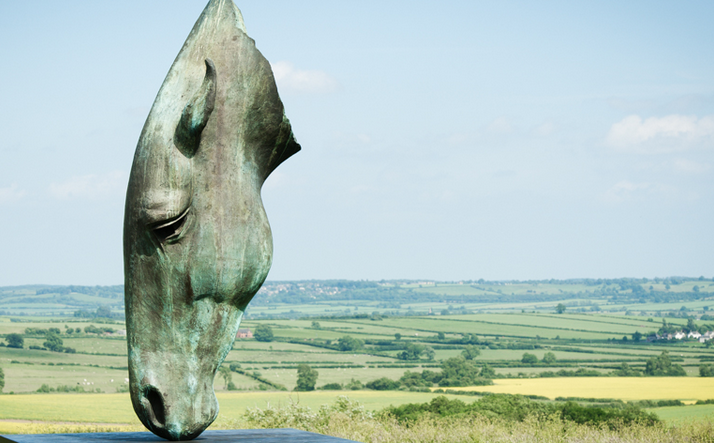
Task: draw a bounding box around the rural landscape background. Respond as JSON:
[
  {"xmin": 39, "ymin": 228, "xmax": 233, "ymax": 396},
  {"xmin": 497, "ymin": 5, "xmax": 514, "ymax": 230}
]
[
  {"xmin": 2, "ymin": 2, "xmax": 714, "ymax": 441},
  {"xmin": 2, "ymin": 277, "xmax": 714, "ymax": 441}
]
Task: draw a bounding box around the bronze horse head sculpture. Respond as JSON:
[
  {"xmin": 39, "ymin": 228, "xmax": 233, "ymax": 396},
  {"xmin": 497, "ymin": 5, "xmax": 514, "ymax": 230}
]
[{"xmin": 123, "ymin": 1, "xmax": 299, "ymax": 439}]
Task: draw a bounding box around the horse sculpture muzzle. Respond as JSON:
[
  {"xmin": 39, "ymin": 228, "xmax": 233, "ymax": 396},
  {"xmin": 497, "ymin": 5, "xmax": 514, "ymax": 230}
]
[{"xmin": 123, "ymin": 1, "xmax": 300, "ymax": 439}]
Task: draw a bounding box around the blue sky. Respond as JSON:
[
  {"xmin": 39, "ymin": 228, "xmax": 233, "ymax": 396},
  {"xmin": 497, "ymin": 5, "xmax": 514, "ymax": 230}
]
[{"xmin": 1, "ymin": 1, "xmax": 713, "ymax": 285}]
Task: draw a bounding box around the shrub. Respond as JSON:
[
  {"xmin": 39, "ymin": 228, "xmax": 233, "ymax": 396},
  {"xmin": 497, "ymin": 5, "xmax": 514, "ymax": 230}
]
[
  {"xmin": 645, "ymin": 351, "xmax": 686, "ymax": 376},
  {"xmin": 366, "ymin": 377, "xmax": 400, "ymax": 390},
  {"xmin": 295, "ymin": 364, "xmax": 318, "ymax": 391},
  {"xmin": 542, "ymin": 352, "xmax": 557, "ymax": 364},
  {"xmin": 337, "ymin": 336, "xmax": 363, "ymax": 352},
  {"xmin": 345, "ymin": 379, "xmax": 363, "ymax": 390},
  {"xmin": 253, "ymin": 325, "xmax": 274, "ymax": 342},
  {"xmin": 461, "ymin": 345, "xmax": 480, "ymax": 360},
  {"xmin": 521, "ymin": 353, "xmax": 539, "ymax": 365},
  {"xmin": 397, "ymin": 343, "xmax": 425, "ymax": 360},
  {"xmin": 438, "ymin": 357, "xmax": 493, "ymax": 387},
  {"xmin": 43, "ymin": 333, "xmax": 64, "ymax": 352},
  {"xmin": 560, "ymin": 401, "xmax": 658, "ymax": 429},
  {"xmin": 5, "ymin": 333, "xmax": 23, "ymax": 349}
]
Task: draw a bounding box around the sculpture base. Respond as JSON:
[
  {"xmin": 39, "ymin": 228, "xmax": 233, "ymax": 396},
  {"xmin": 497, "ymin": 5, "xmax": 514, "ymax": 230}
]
[{"xmin": 0, "ymin": 429, "xmax": 357, "ymax": 443}]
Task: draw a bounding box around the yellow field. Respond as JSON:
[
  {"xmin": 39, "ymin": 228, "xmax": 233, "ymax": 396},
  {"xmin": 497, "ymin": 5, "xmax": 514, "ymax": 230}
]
[{"xmin": 444, "ymin": 377, "xmax": 714, "ymax": 401}]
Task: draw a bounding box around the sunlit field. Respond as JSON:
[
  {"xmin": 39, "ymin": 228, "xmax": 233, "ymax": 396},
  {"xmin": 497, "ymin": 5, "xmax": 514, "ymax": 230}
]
[{"xmin": 445, "ymin": 377, "xmax": 714, "ymax": 401}]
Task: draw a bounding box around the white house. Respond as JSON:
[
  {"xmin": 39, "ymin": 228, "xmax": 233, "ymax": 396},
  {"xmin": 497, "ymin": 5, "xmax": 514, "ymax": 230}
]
[
  {"xmin": 674, "ymin": 331, "xmax": 686, "ymax": 340},
  {"xmin": 688, "ymin": 331, "xmax": 702, "ymax": 339},
  {"xmin": 699, "ymin": 331, "xmax": 714, "ymax": 343}
]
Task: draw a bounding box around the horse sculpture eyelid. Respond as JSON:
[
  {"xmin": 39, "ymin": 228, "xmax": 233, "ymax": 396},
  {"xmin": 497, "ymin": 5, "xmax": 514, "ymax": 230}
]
[{"xmin": 150, "ymin": 206, "xmax": 191, "ymax": 244}]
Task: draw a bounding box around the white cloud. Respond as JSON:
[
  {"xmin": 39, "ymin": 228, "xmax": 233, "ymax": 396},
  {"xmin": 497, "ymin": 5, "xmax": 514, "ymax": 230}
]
[
  {"xmin": 534, "ymin": 122, "xmax": 555, "ymax": 137},
  {"xmin": 0, "ymin": 184, "xmax": 26, "ymax": 203},
  {"xmin": 602, "ymin": 181, "xmax": 651, "ymax": 202},
  {"xmin": 488, "ymin": 117, "xmax": 512, "ymax": 134},
  {"xmin": 602, "ymin": 180, "xmax": 678, "ymax": 202},
  {"xmin": 271, "ymin": 61, "xmax": 338, "ymax": 94},
  {"xmin": 672, "ymin": 158, "xmax": 710, "ymax": 174},
  {"xmin": 607, "ymin": 114, "xmax": 714, "ymax": 153},
  {"xmin": 49, "ymin": 171, "xmax": 126, "ymax": 200}
]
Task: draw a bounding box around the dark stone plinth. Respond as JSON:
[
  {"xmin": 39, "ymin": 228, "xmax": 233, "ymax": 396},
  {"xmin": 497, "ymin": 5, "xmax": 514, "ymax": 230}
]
[{"xmin": 0, "ymin": 429, "xmax": 357, "ymax": 443}]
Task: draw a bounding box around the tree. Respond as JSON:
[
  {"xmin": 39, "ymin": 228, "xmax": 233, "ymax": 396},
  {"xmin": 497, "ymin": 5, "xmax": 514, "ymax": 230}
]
[
  {"xmin": 699, "ymin": 364, "xmax": 714, "ymax": 377},
  {"xmin": 96, "ymin": 306, "xmax": 112, "ymax": 318},
  {"xmin": 632, "ymin": 331, "xmax": 643, "ymax": 342},
  {"xmin": 218, "ymin": 365, "xmax": 232, "ymax": 389},
  {"xmin": 461, "ymin": 345, "xmax": 481, "ymax": 360},
  {"xmin": 43, "ymin": 333, "xmax": 64, "ymax": 352},
  {"xmin": 521, "ymin": 353, "xmax": 538, "ymax": 365},
  {"xmin": 424, "ymin": 346, "xmax": 435, "ymax": 361},
  {"xmin": 345, "ymin": 378, "xmax": 363, "ymax": 390},
  {"xmin": 399, "ymin": 371, "xmax": 432, "ymax": 388},
  {"xmin": 480, "ymin": 364, "xmax": 496, "ymax": 379},
  {"xmin": 542, "ymin": 352, "xmax": 557, "ymax": 364},
  {"xmin": 5, "ymin": 333, "xmax": 23, "ymax": 349},
  {"xmin": 394, "ymin": 333, "xmax": 402, "ymax": 340},
  {"xmin": 686, "ymin": 318, "xmax": 697, "ymax": 333},
  {"xmin": 253, "ymin": 325, "xmax": 274, "ymax": 342},
  {"xmin": 366, "ymin": 377, "xmax": 400, "ymax": 390},
  {"xmin": 338, "ymin": 336, "xmax": 363, "ymax": 352},
  {"xmin": 0, "ymin": 366, "xmax": 4, "ymax": 393},
  {"xmin": 556, "ymin": 303, "xmax": 566, "ymax": 314},
  {"xmin": 612, "ymin": 362, "xmax": 642, "ymax": 377},
  {"xmin": 438, "ymin": 357, "xmax": 488, "ymax": 387},
  {"xmin": 311, "ymin": 321, "xmax": 321, "ymax": 329},
  {"xmin": 437, "ymin": 332, "xmax": 445, "ymax": 340},
  {"xmin": 644, "ymin": 351, "xmax": 686, "ymax": 376},
  {"xmin": 397, "ymin": 343, "xmax": 425, "ymax": 360},
  {"xmin": 295, "ymin": 364, "xmax": 318, "ymax": 391}
]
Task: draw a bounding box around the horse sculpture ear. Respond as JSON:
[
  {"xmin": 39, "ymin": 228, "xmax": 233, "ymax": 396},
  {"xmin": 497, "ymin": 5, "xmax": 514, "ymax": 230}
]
[{"xmin": 174, "ymin": 58, "xmax": 217, "ymax": 158}]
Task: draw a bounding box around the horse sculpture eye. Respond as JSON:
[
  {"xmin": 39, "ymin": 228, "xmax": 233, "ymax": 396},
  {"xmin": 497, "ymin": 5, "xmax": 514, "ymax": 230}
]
[{"xmin": 152, "ymin": 209, "xmax": 190, "ymax": 243}]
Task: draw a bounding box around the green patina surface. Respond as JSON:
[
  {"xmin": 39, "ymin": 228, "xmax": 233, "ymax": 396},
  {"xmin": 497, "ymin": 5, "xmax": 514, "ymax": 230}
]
[{"xmin": 123, "ymin": 0, "xmax": 299, "ymax": 440}]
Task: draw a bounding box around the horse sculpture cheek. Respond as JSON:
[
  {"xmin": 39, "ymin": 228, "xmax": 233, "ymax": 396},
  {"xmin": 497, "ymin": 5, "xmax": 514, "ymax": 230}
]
[
  {"xmin": 125, "ymin": 185, "xmax": 274, "ymax": 440},
  {"xmin": 123, "ymin": 0, "xmax": 300, "ymax": 440}
]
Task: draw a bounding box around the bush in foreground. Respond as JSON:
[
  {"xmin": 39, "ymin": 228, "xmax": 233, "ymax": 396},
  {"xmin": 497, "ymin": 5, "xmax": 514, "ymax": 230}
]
[
  {"xmin": 11, "ymin": 395, "xmax": 714, "ymax": 442},
  {"xmin": 234, "ymin": 396, "xmax": 711, "ymax": 443}
]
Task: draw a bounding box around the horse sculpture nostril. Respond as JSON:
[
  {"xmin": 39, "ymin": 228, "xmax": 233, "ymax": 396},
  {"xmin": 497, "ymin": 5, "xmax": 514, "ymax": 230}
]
[{"xmin": 144, "ymin": 386, "xmax": 166, "ymax": 427}]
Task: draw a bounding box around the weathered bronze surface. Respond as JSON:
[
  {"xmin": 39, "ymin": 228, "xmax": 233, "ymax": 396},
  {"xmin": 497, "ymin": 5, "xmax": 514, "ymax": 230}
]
[{"xmin": 122, "ymin": 0, "xmax": 300, "ymax": 440}]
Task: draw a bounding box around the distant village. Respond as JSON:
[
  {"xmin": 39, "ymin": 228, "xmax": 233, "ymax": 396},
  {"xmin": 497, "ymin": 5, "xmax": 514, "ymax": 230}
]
[{"xmin": 649, "ymin": 330, "xmax": 714, "ymax": 343}]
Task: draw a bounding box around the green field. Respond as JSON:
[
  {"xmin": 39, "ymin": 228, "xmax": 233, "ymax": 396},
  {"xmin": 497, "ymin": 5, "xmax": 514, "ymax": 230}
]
[{"xmin": 2, "ymin": 278, "xmax": 714, "ymax": 429}]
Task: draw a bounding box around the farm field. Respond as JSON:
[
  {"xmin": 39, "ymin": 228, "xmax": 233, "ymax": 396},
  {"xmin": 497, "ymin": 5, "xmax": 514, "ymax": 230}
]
[
  {"xmin": 0, "ymin": 391, "xmax": 475, "ymax": 423},
  {"xmin": 445, "ymin": 377, "xmax": 714, "ymax": 402},
  {"xmin": 0, "ymin": 391, "xmax": 475, "ymax": 434},
  {"xmin": 4, "ymin": 310, "xmax": 714, "ymax": 395},
  {"xmin": 3, "ymin": 277, "xmax": 714, "ymax": 430},
  {"xmin": 648, "ymin": 404, "xmax": 714, "ymax": 423}
]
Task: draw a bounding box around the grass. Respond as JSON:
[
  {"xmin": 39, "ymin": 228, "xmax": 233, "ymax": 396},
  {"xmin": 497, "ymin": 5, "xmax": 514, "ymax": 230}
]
[
  {"xmin": 0, "ymin": 391, "xmax": 472, "ymax": 430},
  {"xmin": 5, "ymin": 309, "xmax": 714, "ymax": 427},
  {"xmin": 258, "ymin": 367, "xmax": 417, "ymax": 389},
  {"xmin": 2, "ymin": 362, "xmax": 128, "ymax": 393},
  {"xmin": 445, "ymin": 377, "xmax": 714, "ymax": 401},
  {"xmin": 647, "ymin": 404, "xmax": 714, "ymax": 423},
  {"xmin": 0, "ymin": 394, "xmax": 139, "ymax": 423}
]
